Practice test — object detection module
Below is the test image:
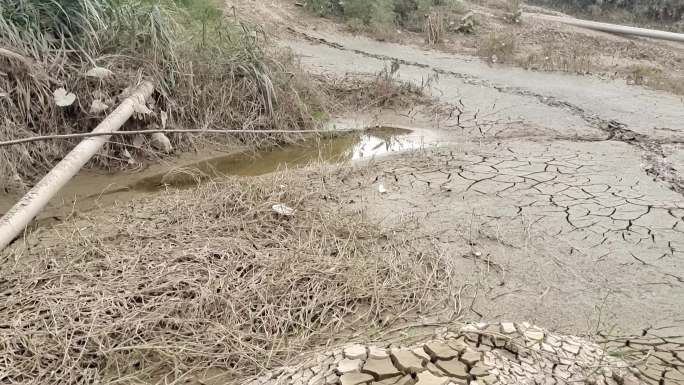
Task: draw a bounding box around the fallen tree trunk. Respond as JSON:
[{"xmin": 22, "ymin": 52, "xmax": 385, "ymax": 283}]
[
  {"xmin": 530, "ymin": 13, "xmax": 684, "ymax": 43},
  {"xmin": 0, "ymin": 81, "xmax": 154, "ymax": 252}
]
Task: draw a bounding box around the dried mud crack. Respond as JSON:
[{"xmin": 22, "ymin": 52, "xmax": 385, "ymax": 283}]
[
  {"xmin": 286, "ymin": 27, "xmax": 684, "ymax": 197},
  {"xmin": 245, "ymin": 323, "xmax": 684, "ymax": 385}
]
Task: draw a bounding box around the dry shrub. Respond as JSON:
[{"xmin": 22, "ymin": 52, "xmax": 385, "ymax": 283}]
[
  {"xmin": 0, "ymin": 169, "xmax": 456, "ymax": 384},
  {"xmin": 477, "ymin": 32, "xmax": 517, "ymax": 64},
  {"xmin": 625, "ymin": 64, "xmax": 684, "ymax": 95},
  {"xmin": 321, "ymin": 63, "xmax": 437, "ymax": 112},
  {"xmin": 425, "ymin": 11, "xmax": 447, "ymax": 44},
  {"xmin": 518, "ymin": 41, "xmax": 595, "ymax": 74}
]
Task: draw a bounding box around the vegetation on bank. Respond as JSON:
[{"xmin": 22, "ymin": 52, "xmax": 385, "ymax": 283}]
[
  {"xmin": 528, "ymin": 0, "xmax": 684, "ymax": 28},
  {"xmin": 0, "ymin": 0, "xmax": 327, "ymax": 190},
  {"xmin": 305, "ymin": 0, "xmax": 468, "ymax": 36}
]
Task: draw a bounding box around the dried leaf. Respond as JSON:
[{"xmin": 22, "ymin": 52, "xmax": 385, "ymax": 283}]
[
  {"xmin": 89, "ymin": 99, "xmax": 109, "ymax": 113},
  {"xmin": 85, "ymin": 67, "xmax": 114, "ymax": 79},
  {"xmin": 53, "ymin": 87, "xmax": 76, "ymax": 107}
]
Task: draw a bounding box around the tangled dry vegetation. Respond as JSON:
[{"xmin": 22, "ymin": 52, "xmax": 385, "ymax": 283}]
[
  {"xmin": 0, "ymin": 0, "xmax": 328, "ymax": 190},
  {"xmin": 0, "ymin": 168, "xmax": 459, "ymax": 384}
]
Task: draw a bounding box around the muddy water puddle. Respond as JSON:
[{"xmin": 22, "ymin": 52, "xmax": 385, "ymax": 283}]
[{"xmin": 0, "ymin": 126, "xmax": 442, "ymax": 222}]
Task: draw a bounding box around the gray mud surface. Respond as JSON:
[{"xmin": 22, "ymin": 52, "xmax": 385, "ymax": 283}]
[{"xmin": 274, "ymin": 20, "xmax": 684, "ymax": 338}]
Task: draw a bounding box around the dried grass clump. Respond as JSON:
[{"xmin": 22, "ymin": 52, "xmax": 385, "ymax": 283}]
[
  {"xmin": 477, "ymin": 32, "xmax": 517, "ymax": 64},
  {"xmin": 0, "ymin": 170, "xmax": 455, "ymax": 384},
  {"xmin": 0, "ymin": 0, "xmax": 328, "ymax": 189},
  {"xmin": 322, "ymin": 63, "xmax": 437, "ymax": 112}
]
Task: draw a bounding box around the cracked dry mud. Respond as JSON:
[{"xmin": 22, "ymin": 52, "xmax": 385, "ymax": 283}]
[
  {"xmin": 244, "ymin": 323, "xmax": 683, "ymax": 385},
  {"xmin": 330, "ymin": 141, "xmax": 683, "ymax": 333}
]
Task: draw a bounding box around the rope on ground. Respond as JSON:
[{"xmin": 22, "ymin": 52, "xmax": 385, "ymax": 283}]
[{"xmin": 0, "ymin": 128, "xmax": 362, "ymax": 147}]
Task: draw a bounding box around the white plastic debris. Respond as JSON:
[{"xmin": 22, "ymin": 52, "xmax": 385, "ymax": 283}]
[
  {"xmin": 89, "ymin": 99, "xmax": 109, "ymax": 113},
  {"xmin": 272, "ymin": 204, "xmax": 295, "ymax": 216},
  {"xmin": 53, "ymin": 87, "xmax": 76, "ymax": 107},
  {"xmin": 378, "ymin": 184, "xmax": 388, "ymax": 194},
  {"xmin": 85, "ymin": 67, "xmax": 114, "ymax": 79}
]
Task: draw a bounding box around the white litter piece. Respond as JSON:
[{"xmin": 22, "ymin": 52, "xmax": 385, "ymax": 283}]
[
  {"xmin": 378, "ymin": 184, "xmax": 388, "ymax": 194},
  {"xmin": 53, "ymin": 87, "xmax": 76, "ymax": 107},
  {"xmin": 89, "ymin": 99, "xmax": 109, "ymax": 113},
  {"xmin": 272, "ymin": 204, "xmax": 295, "ymax": 216}
]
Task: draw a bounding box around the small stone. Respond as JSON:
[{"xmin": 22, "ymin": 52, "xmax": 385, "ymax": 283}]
[
  {"xmin": 338, "ymin": 359, "xmax": 363, "ymax": 374},
  {"xmin": 460, "ymin": 349, "xmax": 482, "ymax": 366},
  {"xmin": 541, "ymin": 343, "xmax": 556, "ymax": 353},
  {"xmin": 470, "ymin": 365, "xmax": 491, "ymax": 377},
  {"xmin": 362, "ymin": 358, "xmax": 401, "ymax": 380},
  {"xmin": 340, "ymin": 372, "xmax": 374, "ymax": 385},
  {"xmin": 415, "ymin": 371, "xmax": 449, "ymax": 385},
  {"xmin": 424, "ymin": 342, "xmax": 459, "ymax": 360},
  {"xmin": 475, "ymin": 322, "xmax": 489, "ymax": 330},
  {"xmin": 369, "ymin": 347, "xmax": 390, "ymax": 359},
  {"xmin": 501, "ymin": 322, "xmax": 517, "ymax": 334},
  {"xmin": 435, "ymin": 359, "xmax": 469, "ymax": 379},
  {"xmin": 390, "ymin": 349, "xmax": 426, "ymax": 374},
  {"xmin": 413, "ymin": 347, "xmax": 432, "ymax": 361},
  {"xmin": 479, "ymin": 375, "xmax": 498, "ymax": 385},
  {"xmin": 326, "ymin": 374, "xmax": 341, "ymax": 385},
  {"xmin": 562, "ymin": 342, "xmax": 580, "ymax": 355},
  {"xmin": 345, "ymin": 345, "xmax": 368, "ymax": 360}
]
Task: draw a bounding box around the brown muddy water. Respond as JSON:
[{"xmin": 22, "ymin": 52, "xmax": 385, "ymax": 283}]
[{"xmin": 0, "ymin": 126, "xmax": 443, "ymax": 224}]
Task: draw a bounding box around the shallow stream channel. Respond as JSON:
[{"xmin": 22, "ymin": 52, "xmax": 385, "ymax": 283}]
[{"xmin": 0, "ymin": 125, "xmax": 446, "ymax": 227}]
